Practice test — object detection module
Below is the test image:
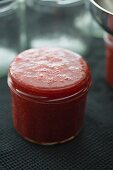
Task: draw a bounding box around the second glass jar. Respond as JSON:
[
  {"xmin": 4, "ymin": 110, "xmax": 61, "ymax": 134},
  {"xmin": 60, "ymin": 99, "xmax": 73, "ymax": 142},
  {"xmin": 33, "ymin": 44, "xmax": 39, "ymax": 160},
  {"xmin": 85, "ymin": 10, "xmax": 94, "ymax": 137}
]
[{"xmin": 26, "ymin": 0, "xmax": 90, "ymax": 55}]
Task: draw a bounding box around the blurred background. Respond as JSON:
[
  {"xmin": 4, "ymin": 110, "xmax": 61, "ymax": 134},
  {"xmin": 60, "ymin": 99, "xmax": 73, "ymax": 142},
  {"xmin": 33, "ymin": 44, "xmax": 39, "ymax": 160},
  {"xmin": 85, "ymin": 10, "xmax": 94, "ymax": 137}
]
[{"xmin": 0, "ymin": 0, "xmax": 103, "ymax": 77}]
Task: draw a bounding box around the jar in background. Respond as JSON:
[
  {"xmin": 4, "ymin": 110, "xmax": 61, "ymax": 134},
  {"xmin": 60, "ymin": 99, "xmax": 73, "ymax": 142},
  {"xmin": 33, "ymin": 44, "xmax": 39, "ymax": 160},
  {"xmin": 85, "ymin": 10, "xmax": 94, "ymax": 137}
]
[
  {"xmin": 26, "ymin": 0, "xmax": 90, "ymax": 55},
  {"xmin": 0, "ymin": 0, "xmax": 27, "ymax": 77},
  {"xmin": 8, "ymin": 48, "xmax": 91, "ymax": 145},
  {"xmin": 104, "ymin": 33, "xmax": 113, "ymax": 88}
]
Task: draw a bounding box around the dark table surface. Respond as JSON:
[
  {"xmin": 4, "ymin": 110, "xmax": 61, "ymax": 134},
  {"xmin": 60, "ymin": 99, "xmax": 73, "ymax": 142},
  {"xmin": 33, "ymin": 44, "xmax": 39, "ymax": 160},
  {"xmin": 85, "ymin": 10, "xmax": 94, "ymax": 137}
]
[{"xmin": 1, "ymin": 37, "xmax": 113, "ymax": 170}]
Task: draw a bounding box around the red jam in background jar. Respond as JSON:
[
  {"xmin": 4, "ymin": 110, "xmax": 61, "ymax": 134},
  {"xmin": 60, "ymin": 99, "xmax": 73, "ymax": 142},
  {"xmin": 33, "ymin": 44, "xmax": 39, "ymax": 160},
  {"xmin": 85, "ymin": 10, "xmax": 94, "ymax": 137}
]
[
  {"xmin": 104, "ymin": 33, "xmax": 113, "ymax": 88},
  {"xmin": 8, "ymin": 48, "xmax": 91, "ymax": 145}
]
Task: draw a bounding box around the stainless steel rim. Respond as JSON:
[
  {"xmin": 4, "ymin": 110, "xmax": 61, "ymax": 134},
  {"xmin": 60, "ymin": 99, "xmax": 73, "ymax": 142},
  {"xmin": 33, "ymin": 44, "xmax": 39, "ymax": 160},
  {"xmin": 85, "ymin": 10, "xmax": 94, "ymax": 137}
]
[
  {"xmin": 90, "ymin": 0, "xmax": 113, "ymax": 35},
  {"xmin": 90, "ymin": 0, "xmax": 113, "ymax": 15}
]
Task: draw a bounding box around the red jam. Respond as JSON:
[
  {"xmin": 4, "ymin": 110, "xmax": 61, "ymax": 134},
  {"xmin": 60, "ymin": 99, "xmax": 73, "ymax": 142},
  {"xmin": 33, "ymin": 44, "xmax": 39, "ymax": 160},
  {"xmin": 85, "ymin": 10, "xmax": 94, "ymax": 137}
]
[
  {"xmin": 8, "ymin": 48, "xmax": 91, "ymax": 145},
  {"xmin": 104, "ymin": 34, "xmax": 113, "ymax": 88}
]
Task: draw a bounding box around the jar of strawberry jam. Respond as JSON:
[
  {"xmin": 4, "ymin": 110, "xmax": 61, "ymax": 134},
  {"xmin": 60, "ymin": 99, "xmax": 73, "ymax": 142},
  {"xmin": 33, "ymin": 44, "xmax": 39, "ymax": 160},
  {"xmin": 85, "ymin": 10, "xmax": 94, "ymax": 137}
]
[
  {"xmin": 104, "ymin": 33, "xmax": 113, "ymax": 88},
  {"xmin": 8, "ymin": 48, "xmax": 91, "ymax": 145}
]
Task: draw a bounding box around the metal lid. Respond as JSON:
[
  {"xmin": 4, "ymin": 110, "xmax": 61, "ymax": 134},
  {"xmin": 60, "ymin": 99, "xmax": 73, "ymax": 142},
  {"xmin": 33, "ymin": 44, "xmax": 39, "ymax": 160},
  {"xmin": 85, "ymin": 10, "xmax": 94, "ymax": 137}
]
[{"xmin": 90, "ymin": 0, "xmax": 113, "ymax": 35}]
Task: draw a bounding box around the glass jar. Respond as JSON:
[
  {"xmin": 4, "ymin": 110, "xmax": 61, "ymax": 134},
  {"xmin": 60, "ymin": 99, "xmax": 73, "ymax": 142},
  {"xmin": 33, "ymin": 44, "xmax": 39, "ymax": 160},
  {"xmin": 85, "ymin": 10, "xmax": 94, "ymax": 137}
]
[
  {"xmin": 26, "ymin": 0, "xmax": 90, "ymax": 55},
  {"xmin": 104, "ymin": 33, "xmax": 113, "ymax": 88},
  {"xmin": 8, "ymin": 47, "xmax": 91, "ymax": 145},
  {"xmin": 0, "ymin": 0, "xmax": 27, "ymax": 77}
]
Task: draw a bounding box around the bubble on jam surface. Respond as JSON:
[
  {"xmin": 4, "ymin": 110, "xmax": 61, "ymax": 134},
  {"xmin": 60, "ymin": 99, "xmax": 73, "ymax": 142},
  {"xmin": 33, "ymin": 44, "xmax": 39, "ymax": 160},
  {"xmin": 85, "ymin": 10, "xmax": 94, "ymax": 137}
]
[
  {"xmin": 10, "ymin": 48, "xmax": 87, "ymax": 89},
  {"xmin": 69, "ymin": 66, "xmax": 80, "ymax": 71}
]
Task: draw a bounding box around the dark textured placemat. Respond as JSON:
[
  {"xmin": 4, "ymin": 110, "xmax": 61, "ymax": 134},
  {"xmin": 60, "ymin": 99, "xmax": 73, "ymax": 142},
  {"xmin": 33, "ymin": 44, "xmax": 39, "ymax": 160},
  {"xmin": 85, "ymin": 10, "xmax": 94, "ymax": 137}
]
[{"xmin": 1, "ymin": 38, "xmax": 113, "ymax": 170}]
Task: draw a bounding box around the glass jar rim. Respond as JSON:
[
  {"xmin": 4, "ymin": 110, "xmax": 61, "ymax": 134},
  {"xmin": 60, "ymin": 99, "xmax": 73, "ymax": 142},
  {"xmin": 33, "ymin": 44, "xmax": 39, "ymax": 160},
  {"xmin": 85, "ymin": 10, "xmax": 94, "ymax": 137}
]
[
  {"xmin": 27, "ymin": 0, "xmax": 84, "ymax": 8},
  {"xmin": 8, "ymin": 74, "xmax": 91, "ymax": 103}
]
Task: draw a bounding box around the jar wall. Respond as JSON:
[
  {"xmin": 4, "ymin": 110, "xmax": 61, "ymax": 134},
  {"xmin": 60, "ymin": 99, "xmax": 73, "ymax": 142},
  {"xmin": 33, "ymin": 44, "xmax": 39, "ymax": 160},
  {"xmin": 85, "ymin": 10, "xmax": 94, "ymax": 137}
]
[
  {"xmin": 104, "ymin": 33, "xmax": 113, "ymax": 88},
  {"xmin": 10, "ymin": 88, "xmax": 87, "ymax": 144}
]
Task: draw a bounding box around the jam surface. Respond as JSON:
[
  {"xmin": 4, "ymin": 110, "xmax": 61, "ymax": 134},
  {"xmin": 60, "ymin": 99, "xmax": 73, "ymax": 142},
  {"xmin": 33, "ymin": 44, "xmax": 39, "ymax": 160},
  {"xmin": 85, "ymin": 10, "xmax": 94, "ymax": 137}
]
[{"xmin": 9, "ymin": 48, "xmax": 89, "ymax": 98}]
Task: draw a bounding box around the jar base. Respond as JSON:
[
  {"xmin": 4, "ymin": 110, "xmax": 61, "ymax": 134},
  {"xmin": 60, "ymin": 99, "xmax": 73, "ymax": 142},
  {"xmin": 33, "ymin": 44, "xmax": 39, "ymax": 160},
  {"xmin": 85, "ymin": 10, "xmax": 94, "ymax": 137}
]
[{"xmin": 23, "ymin": 129, "xmax": 81, "ymax": 145}]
